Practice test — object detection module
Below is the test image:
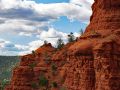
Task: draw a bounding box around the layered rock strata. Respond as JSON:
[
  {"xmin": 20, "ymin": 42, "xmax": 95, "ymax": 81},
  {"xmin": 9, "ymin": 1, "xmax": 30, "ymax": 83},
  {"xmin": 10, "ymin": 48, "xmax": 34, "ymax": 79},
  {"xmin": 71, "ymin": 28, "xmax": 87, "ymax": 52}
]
[{"xmin": 6, "ymin": 0, "xmax": 120, "ymax": 90}]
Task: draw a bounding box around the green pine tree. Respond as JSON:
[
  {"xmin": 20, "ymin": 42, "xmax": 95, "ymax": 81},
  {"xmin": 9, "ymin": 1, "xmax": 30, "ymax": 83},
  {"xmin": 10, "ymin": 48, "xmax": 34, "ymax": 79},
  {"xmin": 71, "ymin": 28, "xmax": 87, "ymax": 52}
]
[
  {"xmin": 57, "ymin": 38, "xmax": 64, "ymax": 49},
  {"xmin": 68, "ymin": 32, "xmax": 75, "ymax": 42}
]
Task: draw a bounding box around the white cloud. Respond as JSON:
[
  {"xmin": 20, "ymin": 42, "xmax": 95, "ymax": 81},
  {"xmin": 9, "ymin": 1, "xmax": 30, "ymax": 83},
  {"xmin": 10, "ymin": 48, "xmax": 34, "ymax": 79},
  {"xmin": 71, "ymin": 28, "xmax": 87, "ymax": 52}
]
[
  {"xmin": 39, "ymin": 28, "xmax": 67, "ymax": 39},
  {"xmin": 29, "ymin": 28, "xmax": 80, "ymax": 50},
  {"xmin": 0, "ymin": 0, "xmax": 93, "ymax": 22},
  {"xmin": 28, "ymin": 40, "xmax": 44, "ymax": 51},
  {"xmin": 0, "ymin": 0, "xmax": 94, "ymax": 55},
  {"xmin": 0, "ymin": 0, "xmax": 93, "ymax": 36},
  {"xmin": 0, "ymin": 28, "xmax": 80, "ymax": 55},
  {"xmin": 70, "ymin": 0, "xmax": 94, "ymax": 7},
  {"xmin": 0, "ymin": 0, "xmax": 94, "ymax": 39},
  {"xmin": 32, "ymin": 3, "xmax": 92, "ymax": 22},
  {"xmin": 0, "ymin": 39, "xmax": 33, "ymax": 56}
]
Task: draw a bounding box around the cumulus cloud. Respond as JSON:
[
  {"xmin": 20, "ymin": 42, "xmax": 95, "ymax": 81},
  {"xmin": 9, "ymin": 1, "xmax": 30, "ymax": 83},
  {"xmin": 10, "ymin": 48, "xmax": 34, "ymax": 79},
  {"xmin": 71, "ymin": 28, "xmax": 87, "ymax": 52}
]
[
  {"xmin": 70, "ymin": 0, "xmax": 94, "ymax": 7},
  {"xmin": 38, "ymin": 29, "xmax": 67, "ymax": 46},
  {"xmin": 0, "ymin": 27, "xmax": 80, "ymax": 55},
  {"xmin": 28, "ymin": 28, "xmax": 80, "ymax": 51},
  {"xmin": 0, "ymin": 0, "xmax": 94, "ymax": 55},
  {"xmin": 38, "ymin": 28, "xmax": 67, "ymax": 39},
  {"xmin": 0, "ymin": 0, "xmax": 93, "ymax": 35},
  {"xmin": 0, "ymin": 39, "xmax": 27, "ymax": 55},
  {"xmin": 0, "ymin": 0, "xmax": 93, "ymax": 21}
]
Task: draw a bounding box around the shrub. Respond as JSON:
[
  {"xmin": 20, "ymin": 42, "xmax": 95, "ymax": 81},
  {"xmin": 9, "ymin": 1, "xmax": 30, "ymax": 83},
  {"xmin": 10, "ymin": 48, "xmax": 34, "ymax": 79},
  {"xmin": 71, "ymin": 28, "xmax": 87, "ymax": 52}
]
[
  {"xmin": 32, "ymin": 50, "xmax": 36, "ymax": 56},
  {"xmin": 68, "ymin": 32, "xmax": 75, "ymax": 43},
  {"xmin": 44, "ymin": 40, "xmax": 48, "ymax": 45},
  {"xmin": 51, "ymin": 64, "xmax": 57, "ymax": 72},
  {"xmin": 56, "ymin": 38, "xmax": 64, "ymax": 49},
  {"xmin": 44, "ymin": 52, "xmax": 51, "ymax": 64},
  {"xmin": 31, "ymin": 82, "xmax": 38, "ymax": 89},
  {"xmin": 80, "ymin": 29, "xmax": 84, "ymax": 35},
  {"xmin": 52, "ymin": 82, "xmax": 58, "ymax": 88},
  {"xmin": 28, "ymin": 62, "xmax": 36, "ymax": 70},
  {"xmin": 0, "ymin": 79, "xmax": 10, "ymax": 90},
  {"xmin": 51, "ymin": 64, "xmax": 57, "ymax": 75},
  {"xmin": 39, "ymin": 75, "xmax": 48, "ymax": 87}
]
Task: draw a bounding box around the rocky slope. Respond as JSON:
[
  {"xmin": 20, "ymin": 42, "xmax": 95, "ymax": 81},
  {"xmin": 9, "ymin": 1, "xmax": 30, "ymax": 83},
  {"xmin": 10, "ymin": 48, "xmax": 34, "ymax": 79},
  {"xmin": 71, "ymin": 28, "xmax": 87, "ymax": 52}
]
[{"xmin": 5, "ymin": 0, "xmax": 120, "ymax": 90}]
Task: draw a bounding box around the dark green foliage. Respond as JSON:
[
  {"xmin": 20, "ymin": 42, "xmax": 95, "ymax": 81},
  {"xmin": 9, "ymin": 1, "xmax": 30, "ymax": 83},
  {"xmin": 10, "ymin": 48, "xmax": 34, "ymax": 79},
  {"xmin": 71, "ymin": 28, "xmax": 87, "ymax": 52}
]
[
  {"xmin": 44, "ymin": 40, "xmax": 48, "ymax": 45},
  {"xmin": 68, "ymin": 32, "xmax": 75, "ymax": 42},
  {"xmin": 28, "ymin": 62, "xmax": 36, "ymax": 70},
  {"xmin": 51, "ymin": 63, "xmax": 57, "ymax": 75},
  {"xmin": 57, "ymin": 38, "xmax": 64, "ymax": 49},
  {"xmin": 80, "ymin": 29, "xmax": 84, "ymax": 35},
  {"xmin": 52, "ymin": 82, "xmax": 58, "ymax": 88},
  {"xmin": 0, "ymin": 56, "xmax": 20, "ymax": 81},
  {"xmin": 44, "ymin": 52, "xmax": 51, "ymax": 64},
  {"xmin": 32, "ymin": 50, "xmax": 36, "ymax": 56},
  {"xmin": 51, "ymin": 63, "xmax": 57, "ymax": 72},
  {"xmin": 0, "ymin": 79, "xmax": 10, "ymax": 90},
  {"xmin": 31, "ymin": 82, "xmax": 38, "ymax": 89},
  {"xmin": 39, "ymin": 75, "xmax": 48, "ymax": 87}
]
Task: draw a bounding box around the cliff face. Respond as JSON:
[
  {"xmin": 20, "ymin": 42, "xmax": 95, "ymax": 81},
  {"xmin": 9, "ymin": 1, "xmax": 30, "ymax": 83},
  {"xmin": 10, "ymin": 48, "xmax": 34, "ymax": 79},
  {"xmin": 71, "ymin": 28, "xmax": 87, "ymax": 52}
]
[{"xmin": 6, "ymin": 0, "xmax": 120, "ymax": 90}]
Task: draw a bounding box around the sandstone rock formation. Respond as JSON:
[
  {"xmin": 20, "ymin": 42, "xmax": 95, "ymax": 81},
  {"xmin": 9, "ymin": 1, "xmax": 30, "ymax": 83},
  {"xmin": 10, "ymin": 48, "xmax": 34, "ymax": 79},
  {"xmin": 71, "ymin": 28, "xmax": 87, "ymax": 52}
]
[{"xmin": 6, "ymin": 0, "xmax": 120, "ymax": 90}]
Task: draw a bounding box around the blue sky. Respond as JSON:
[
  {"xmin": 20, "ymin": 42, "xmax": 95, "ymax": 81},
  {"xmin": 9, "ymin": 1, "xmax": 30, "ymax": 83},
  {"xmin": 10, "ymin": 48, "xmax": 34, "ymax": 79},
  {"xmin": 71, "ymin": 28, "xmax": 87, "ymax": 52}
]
[
  {"xmin": 0, "ymin": 0, "xmax": 94, "ymax": 55},
  {"xmin": 33, "ymin": 0, "xmax": 88, "ymax": 33},
  {"xmin": 52, "ymin": 16, "xmax": 87, "ymax": 33}
]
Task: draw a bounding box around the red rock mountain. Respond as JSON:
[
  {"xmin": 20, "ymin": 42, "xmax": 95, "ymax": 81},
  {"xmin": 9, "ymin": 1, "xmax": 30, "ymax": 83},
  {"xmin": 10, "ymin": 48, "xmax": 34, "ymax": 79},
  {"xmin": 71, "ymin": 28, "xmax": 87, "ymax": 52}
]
[{"xmin": 6, "ymin": 0, "xmax": 120, "ymax": 90}]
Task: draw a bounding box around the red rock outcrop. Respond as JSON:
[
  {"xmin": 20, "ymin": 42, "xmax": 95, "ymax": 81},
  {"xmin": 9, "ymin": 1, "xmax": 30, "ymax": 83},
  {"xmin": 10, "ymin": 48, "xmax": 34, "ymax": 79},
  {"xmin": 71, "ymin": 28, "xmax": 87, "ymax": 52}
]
[{"xmin": 6, "ymin": 0, "xmax": 120, "ymax": 90}]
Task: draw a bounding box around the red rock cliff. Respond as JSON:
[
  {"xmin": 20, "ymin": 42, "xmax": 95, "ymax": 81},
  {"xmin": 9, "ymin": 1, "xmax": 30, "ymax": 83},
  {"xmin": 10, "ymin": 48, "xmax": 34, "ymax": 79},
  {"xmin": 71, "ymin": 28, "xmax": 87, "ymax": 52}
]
[{"xmin": 6, "ymin": 0, "xmax": 120, "ymax": 90}]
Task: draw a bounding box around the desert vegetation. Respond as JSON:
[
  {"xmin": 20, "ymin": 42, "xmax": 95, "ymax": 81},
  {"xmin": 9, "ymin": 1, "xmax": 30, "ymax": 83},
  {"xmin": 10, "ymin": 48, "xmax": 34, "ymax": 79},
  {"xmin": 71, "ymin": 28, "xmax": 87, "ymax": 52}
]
[{"xmin": 0, "ymin": 56, "xmax": 20, "ymax": 90}]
